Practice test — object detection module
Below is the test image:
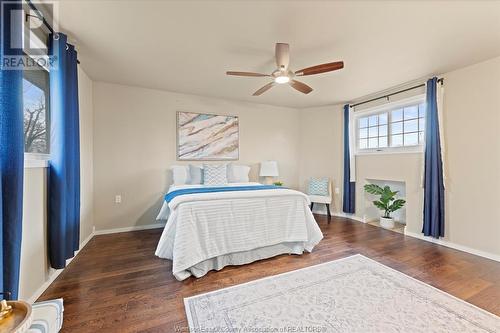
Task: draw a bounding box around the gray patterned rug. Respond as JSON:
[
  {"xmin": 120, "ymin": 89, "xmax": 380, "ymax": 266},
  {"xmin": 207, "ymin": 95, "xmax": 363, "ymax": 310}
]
[{"xmin": 184, "ymin": 254, "xmax": 500, "ymax": 333}]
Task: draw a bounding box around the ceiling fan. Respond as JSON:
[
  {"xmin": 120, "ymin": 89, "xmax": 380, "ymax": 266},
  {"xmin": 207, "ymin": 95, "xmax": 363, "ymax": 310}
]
[{"xmin": 226, "ymin": 43, "xmax": 344, "ymax": 96}]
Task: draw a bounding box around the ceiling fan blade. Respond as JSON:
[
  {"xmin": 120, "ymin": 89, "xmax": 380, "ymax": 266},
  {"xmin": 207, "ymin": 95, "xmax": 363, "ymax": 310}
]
[
  {"xmin": 290, "ymin": 80, "xmax": 313, "ymax": 94},
  {"xmin": 226, "ymin": 71, "xmax": 269, "ymax": 77},
  {"xmin": 253, "ymin": 82, "xmax": 275, "ymax": 96},
  {"xmin": 275, "ymin": 43, "xmax": 290, "ymax": 70},
  {"xmin": 295, "ymin": 61, "xmax": 344, "ymax": 76}
]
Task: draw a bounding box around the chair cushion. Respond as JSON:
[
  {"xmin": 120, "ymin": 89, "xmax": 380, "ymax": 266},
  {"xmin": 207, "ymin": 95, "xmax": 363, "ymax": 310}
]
[
  {"xmin": 28, "ymin": 298, "xmax": 64, "ymax": 333},
  {"xmin": 203, "ymin": 164, "xmax": 228, "ymax": 185},
  {"xmin": 309, "ymin": 195, "xmax": 332, "ymax": 204},
  {"xmin": 308, "ymin": 177, "xmax": 329, "ymax": 196}
]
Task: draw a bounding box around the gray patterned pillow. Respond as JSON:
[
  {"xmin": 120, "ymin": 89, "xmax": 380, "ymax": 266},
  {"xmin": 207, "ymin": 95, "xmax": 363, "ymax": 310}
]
[{"xmin": 203, "ymin": 164, "xmax": 228, "ymax": 186}]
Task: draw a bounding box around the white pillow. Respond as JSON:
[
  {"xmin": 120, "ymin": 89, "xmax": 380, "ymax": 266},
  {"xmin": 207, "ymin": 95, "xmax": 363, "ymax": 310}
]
[
  {"xmin": 227, "ymin": 164, "xmax": 250, "ymax": 183},
  {"xmin": 171, "ymin": 165, "xmax": 190, "ymax": 185},
  {"xmin": 188, "ymin": 164, "xmax": 204, "ymax": 184},
  {"xmin": 203, "ymin": 164, "xmax": 228, "ymax": 186}
]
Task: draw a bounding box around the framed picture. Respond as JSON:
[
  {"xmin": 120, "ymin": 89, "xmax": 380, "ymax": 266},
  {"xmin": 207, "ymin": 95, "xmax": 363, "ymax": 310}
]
[{"xmin": 177, "ymin": 111, "xmax": 239, "ymax": 160}]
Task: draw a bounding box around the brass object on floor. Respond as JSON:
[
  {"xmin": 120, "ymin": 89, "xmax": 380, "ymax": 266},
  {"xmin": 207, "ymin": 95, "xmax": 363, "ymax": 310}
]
[
  {"xmin": 0, "ymin": 300, "xmax": 32, "ymax": 333},
  {"xmin": 0, "ymin": 300, "xmax": 13, "ymax": 320}
]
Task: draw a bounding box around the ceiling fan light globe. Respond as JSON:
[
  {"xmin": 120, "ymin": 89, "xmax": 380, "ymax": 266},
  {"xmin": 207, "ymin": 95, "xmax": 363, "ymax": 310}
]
[{"xmin": 274, "ymin": 76, "xmax": 290, "ymax": 84}]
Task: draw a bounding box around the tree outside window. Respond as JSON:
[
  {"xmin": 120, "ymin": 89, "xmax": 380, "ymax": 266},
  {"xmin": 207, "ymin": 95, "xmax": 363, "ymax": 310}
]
[{"xmin": 23, "ymin": 66, "xmax": 49, "ymax": 154}]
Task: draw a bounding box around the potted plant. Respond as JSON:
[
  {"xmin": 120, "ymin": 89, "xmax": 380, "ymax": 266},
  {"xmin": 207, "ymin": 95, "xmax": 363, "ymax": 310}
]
[{"xmin": 364, "ymin": 184, "xmax": 406, "ymax": 229}]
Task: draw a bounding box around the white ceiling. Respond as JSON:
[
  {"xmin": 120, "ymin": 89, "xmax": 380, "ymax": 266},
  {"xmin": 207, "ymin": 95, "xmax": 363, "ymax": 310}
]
[{"xmin": 53, "ymin": 0, "xmax": 500, "ymax": 108}]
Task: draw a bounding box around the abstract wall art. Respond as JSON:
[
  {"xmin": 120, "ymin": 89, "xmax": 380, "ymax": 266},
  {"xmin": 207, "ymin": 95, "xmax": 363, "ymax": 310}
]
[{"xmin": 177, "ymin": 111, "xmax": 239, "ymax": 160}]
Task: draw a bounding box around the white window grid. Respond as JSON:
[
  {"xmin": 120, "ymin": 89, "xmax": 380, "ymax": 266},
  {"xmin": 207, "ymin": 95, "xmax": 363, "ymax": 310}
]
[{"xmin": 355, "ymin": 98, "xmax": 426, "ymax": 153}]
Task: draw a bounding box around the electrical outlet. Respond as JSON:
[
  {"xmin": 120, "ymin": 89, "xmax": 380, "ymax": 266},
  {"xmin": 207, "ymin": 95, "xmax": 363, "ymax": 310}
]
[
  {"xmin": 335, "ymin": 188, "xmax": 340, "ymax": 194},
  {"xmin": 115, "ymin": 195, "xmax": 122, "ymax": 204}
]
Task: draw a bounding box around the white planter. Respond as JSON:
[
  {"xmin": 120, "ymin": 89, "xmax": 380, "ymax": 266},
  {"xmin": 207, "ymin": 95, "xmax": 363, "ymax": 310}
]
[{"xmin": 380, "ymin": 217, "xmax": 395, "ymax": 229}]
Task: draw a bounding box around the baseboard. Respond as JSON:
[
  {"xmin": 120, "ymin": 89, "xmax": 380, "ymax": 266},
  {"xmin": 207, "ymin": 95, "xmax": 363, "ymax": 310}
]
[
  {"xmin": 333, "ymin": 212, "xmax": 366, "ymax": 223},
  {"xmin": 94, "ymin": 222, "xmax": 166, "ymax": 236},
  {"xmin": 319, "ymin": 210, "xmax": 499, "ymax": 262},
  {"xmin": 27, "ymin": 230, "xmax": 95, "ymax": 304},
  {"xmin": 404, "ymin": 230, "xmax": 500, "ymax": 263},
  {"xmin": 313, "ymin": 208, "xmax": 366, "ymax": 223}
]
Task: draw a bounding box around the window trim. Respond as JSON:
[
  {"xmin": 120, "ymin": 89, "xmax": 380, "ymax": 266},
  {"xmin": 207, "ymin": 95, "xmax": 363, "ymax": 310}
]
[
  {"xmin": 25, "ymin": 153, "xmax": 49, "ymax": 168},
  {"xmin": 353, "ymin": 94, "xmax": 426, "ymax": 155}
]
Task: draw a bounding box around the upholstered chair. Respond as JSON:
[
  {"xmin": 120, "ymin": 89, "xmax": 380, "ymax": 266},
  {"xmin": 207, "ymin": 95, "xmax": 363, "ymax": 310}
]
[{"xmin": 307, "ymin": 178, "xmax": 332, "ymax": 220}]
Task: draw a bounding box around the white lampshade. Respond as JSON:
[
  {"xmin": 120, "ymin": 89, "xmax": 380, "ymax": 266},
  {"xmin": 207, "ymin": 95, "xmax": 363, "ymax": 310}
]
[{"xmin": 260, "ymin": 161, "xmax": 279, "ymax": 177}]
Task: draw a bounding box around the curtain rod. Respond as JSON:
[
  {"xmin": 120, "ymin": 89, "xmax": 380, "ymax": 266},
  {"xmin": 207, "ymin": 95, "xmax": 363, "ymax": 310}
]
[
  {"xmin": 350, "ymin": 77, "xmax": 443, "ymax": 108},
  {"xmin": 25, "ymin": 0, "xmax": 53, "ymax": 34},
  {"xmin": 25, "ymin": 0, "xmax": 81, "ymax": 64}
]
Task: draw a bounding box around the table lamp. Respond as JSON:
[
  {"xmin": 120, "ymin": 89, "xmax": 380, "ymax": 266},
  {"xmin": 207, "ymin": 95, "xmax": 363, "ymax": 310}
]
[{"xmin": 259, "ymin": 161, "xmax": 279, "ymax": 184}]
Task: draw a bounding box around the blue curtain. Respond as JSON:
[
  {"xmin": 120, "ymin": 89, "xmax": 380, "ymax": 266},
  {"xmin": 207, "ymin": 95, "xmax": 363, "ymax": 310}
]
[
  {"xmin": 422, "ymin": 77, "xmax": 445, "ymax": 238},
  {"xmin": 0, "ymin": 0, "xmax": 24, "ymax": 299},
  {"xmin": 48, "ymin": 33, "xmax": 80, "ymax": 269},
  {"xmin": 342, "ymin": 104, "xmax": 355, "ymax": 214}
]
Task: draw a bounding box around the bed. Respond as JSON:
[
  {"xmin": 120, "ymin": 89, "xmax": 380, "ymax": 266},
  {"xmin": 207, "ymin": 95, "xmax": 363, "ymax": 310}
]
[{"xmin": 155, "ymin": 182, "xmax": 323, "ymax": 281}]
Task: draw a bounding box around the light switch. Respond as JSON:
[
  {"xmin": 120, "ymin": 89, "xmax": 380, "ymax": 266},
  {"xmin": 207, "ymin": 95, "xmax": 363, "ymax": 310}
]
[
  {"xmin": 335, "ymin": 188, "xmax": 340, "ymax": 194},
  {"xmin": 115, "ymin": 195, "xmax": 122, "ymax": 204}
]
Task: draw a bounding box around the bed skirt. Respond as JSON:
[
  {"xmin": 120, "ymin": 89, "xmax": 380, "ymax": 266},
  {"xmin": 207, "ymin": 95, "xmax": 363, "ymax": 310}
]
[{"xmin": 175, "ymin": 242, "xmax": 306, "ymax": 280}]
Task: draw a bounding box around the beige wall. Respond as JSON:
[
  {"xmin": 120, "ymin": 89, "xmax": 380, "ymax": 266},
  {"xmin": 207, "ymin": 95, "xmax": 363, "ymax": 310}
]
[
  {"xmin": 298, "ymin": 105, "xmax": 344, "ymax": 214},
  {"xmin": 79, "ymin": 66, "xmax": 95, "ymax": 241},
  {"xmin": 299, "ymin": 56, "xmax": 500, "ymax": 257},
  {"xmin": 19, "ymin": 167, "xmax": 49, "ymax": 301},
  {"xmin": 441, "ymin": 56, "xmax": 500, "ymax": 255},
  {"xmin": 19, "ymin": 66, "xmax": 95, "ymax": 301},
  {"xmin": 92, "ymin": 82, "xmax": 300, "ymax": 231}
]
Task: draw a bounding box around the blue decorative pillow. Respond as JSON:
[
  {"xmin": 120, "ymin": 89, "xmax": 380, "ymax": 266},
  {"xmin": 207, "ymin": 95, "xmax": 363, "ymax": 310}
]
[
  {"xmin": 308, "ymin": 177, "xmax": 329, "ymax": 196},
  {"xmin": 203, "ymin": 164, "xmax": 228, "ymax": 186}
]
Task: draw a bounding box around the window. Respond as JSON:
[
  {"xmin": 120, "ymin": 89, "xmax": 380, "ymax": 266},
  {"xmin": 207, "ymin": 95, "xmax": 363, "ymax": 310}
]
[
  {"xmin": 358, "ymin": 113, "xmax": 388, "ymax": 149},
  {"xmin": 23, "ymin": 63, "xmax": 50, "ymax": 154},
  {"xmin": 22, "ymin": 6, "xmax": 50, "ymax": 155},
  {"xmin": 390, "ymin": 104, "xmax": 425, "ymax": 147},
  {"xmin": 356, "ymin": 97, "xmax": 425, "ymax": 153}
]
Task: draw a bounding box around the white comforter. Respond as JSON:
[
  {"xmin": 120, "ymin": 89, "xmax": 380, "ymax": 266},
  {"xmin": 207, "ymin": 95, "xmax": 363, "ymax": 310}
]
[{"xmin": 155, "ymin": 182, "xmax": 323, "ymax": 280}]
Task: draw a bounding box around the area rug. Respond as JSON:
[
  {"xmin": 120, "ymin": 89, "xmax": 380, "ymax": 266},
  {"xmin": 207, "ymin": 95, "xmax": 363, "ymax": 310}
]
[{"xmin": 184, "ymin": 254, "xmax": 500, "ymax": 333}]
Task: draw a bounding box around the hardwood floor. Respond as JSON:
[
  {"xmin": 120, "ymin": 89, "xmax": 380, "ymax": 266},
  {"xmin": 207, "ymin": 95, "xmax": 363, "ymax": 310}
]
[{"xmin": 38, "ymin": 215, "xmax": 500, "ymax": 332}]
